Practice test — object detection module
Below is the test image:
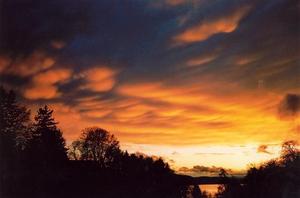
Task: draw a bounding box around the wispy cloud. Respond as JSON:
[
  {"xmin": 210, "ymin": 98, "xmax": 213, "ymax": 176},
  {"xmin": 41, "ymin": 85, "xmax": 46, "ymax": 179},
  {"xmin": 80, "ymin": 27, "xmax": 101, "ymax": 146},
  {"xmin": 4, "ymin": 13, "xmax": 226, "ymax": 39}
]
[
  {"xmin": 0, "ymin": 51, "xmax": 55, "ymax": 77},
  {"xmin": 186, "ymin": 53, "xmax": 218, "ymax": 67},
  {"xmin": 1, "ymin": 0, "xmax": 299, "ymax": 169},
  {"xmin": 257, "ymin": 145, "xmax": 272, "ymax": 155},
  {"xmin": 173, "ymin": 5, "xmax": 251, "ymax": 45},
  {"xmin": 177, "ymin": 165, "xmax": 242, "ymax": 177}
]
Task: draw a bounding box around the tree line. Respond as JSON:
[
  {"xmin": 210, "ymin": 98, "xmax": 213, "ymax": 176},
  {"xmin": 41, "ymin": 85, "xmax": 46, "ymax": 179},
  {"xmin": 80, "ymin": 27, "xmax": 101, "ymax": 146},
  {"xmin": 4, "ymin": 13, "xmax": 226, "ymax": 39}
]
[
  {"xmin": 215, "ymin": 141, "xmax": 300, "ymax": 198},
  {"xmin": 1, "ymin": 86, "xmax": 299, "ymax": 198},
  {"xmin": 0, "ymin": 86, "xmax": 205, "ymax": 198}
]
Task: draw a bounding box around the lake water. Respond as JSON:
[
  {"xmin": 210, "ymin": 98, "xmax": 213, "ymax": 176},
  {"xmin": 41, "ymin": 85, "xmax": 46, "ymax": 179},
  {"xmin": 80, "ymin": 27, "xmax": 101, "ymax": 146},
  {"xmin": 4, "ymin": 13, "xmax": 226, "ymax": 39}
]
[{"xmin": 199, "ymin": 184, "xmax": 220, "ymax": 196}]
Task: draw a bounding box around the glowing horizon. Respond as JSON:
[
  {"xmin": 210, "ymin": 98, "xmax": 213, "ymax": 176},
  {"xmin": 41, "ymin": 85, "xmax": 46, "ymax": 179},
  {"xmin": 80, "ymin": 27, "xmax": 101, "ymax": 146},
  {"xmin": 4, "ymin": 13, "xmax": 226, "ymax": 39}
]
[{"xmin": 1, "ymin": 0, "xmax": 299, "ymax": 176}]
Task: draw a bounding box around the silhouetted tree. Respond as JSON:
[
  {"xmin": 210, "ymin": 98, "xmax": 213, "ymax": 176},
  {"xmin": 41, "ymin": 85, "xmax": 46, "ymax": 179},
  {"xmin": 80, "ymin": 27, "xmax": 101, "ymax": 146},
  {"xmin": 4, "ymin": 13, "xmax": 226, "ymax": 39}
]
[
  {"xmin": 0, "ymin": 87, "xmax": 32, "ymax": 197},
  {"xmin": 215, "ymin": 168, "xmax": 242, "ymax": 198},
  {"xmin": 201, "ymin": 191, "xmax": 213, "ymax": 198},
  {"xmin": 0, "ymin": 88, "xmax": 192, "ymax": 198},
  {"xmin": 217, "ymin": 141, "xmax": 300, "ymax": 198},
  {"xmin": 280, "ymin": 140, "xmax": 299, "ymax": 164},
  {"xmin": 0, "ymin": 87, "xmax": 30, "ymax": 169},
  {"xmin": 68, "ymin": 140, "xmax": 83, "ymax": 160},
  {"xmin": 78, "ymin": 127, "xmax": 121, "ymax": 168},
  {"xmin": 27, "ymin": 105, "xmax": 67, "ymax": 166},
  {"xmin": 191, "ymin": 185, "xmax": 202, "ymax": 198}
]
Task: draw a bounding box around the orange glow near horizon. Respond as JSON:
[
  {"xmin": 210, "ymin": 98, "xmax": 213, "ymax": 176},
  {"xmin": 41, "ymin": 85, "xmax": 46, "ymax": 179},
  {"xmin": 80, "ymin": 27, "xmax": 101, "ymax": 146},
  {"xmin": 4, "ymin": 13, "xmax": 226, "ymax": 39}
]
[
  {"xmin": 4, "ymin": 0, "xmax": 298, "ymax": 176},
  {"xmin": 28, "ymin": 78, "xmax": 299, "ymax": 172}
]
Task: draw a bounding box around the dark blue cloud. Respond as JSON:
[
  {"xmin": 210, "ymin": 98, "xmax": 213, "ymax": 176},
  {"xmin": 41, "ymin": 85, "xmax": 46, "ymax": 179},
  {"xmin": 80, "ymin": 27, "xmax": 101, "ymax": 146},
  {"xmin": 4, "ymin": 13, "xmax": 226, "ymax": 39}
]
[
  {"xmin": 0, "ymin": 0, "xmax": 91, "ymax": 56},
  {"xmin": 0, "ymin": 0, "xmax": 298, "ymax": 103}
]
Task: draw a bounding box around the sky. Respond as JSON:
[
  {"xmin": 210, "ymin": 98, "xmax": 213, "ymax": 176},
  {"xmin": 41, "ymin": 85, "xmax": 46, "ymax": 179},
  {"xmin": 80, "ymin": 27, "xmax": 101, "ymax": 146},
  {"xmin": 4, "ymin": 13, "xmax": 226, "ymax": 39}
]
[{"xmin": 0, "ymin": 0, "xmax": 299, "ymax": 176}]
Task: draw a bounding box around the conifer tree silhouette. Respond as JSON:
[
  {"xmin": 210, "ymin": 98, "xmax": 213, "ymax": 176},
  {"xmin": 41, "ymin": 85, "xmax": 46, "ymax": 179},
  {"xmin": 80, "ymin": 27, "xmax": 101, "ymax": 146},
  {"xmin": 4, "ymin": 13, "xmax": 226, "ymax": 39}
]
[
  {"xmin": 0, "ymin": 87, "xmax": 30, "ymax": 170},
  {"xmin": 28, "ymin": 105, "xmax": 67, "ymax": 167}
]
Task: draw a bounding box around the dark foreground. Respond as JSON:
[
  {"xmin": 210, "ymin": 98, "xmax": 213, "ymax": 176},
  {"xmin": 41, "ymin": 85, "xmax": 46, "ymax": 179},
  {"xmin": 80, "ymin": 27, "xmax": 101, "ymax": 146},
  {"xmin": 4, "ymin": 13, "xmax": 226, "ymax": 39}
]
[{"xmin": 2, "ymin": 160, "xmax": 197, "ymax": 198}]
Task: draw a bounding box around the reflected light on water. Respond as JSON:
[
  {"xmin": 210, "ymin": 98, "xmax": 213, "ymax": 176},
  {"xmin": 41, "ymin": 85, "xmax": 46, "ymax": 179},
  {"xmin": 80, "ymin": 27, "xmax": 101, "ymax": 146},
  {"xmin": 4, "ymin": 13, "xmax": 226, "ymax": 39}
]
[{"xmin": 199, "ymin": 184, "xmax": 219, "ymax": 195}]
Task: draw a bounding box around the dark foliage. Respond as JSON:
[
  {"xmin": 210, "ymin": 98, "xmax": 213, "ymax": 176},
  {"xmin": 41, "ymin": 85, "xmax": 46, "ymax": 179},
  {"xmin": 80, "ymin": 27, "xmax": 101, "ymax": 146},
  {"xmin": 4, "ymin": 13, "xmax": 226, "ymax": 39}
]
[
  {"xmin": 75, "ymin": 127, "xmax": 121, "ymax": 168},
  {"xmin": 216, "ymin": 141, "xmax": 300, "ymax": 198},
  {"xmin": 26, "ymin": 105, "xmax": 68, "ymax": 167},
  {"xmin": 0, "ymin": 87, "xmax": 193, "ymax": 198},
  {"xmin": 0, "ymin": 86, "xmax": 30, "ymax": 173}
]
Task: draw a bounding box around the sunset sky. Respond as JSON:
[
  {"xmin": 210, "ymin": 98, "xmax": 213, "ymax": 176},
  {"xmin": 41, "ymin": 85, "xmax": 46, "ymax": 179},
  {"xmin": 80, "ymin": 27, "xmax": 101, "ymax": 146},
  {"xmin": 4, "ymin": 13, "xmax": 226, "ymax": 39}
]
[{"xmin": 0, "ymin": 0, "xmax": 299, "ymax": 175}]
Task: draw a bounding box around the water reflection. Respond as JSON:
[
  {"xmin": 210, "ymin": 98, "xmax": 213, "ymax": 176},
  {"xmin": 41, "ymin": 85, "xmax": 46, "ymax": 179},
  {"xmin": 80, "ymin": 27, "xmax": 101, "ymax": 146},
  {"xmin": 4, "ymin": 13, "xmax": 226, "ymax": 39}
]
[{"xmin": 199, "ymin": 184, "xmax": 219, "ymax": 196}]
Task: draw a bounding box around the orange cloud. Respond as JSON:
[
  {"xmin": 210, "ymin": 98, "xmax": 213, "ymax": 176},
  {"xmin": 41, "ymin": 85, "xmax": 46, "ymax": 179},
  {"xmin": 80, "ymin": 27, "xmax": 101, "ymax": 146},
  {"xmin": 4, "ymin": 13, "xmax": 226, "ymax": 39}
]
[
  {"xmin": 257, "ymin": 145, "xmax": 272, "ymax": 154},
  {"xmin": 173, "ymin": 6, "xmax": 251, "ymax": 45},
  {"xmin": 116, "ymin": 82, "xmax": 204, "ymax": 105},
  {"xmin": 116, "ymin": 104, "xmax": 156, "ymax": 119},
  {"xmin": 255, "ymin": 58, "xmax": 296, "ymax": 79},
  {"xmin": 74, "ymin": 97, "xmax": 141, "ymax": 120},
  {"xmin": 177, "ymin": 165, "xmax": 236, "ymax": 177},
  {"xmin": 187, "ymin": 54, "xmax": 217, "ymax": 67},
  {"xmin": 24, "ymin": 68, "xmax": 72, "ymax": 99},
  {"xmin": 81, "ymin": 67, "xmax": 116, "ymax": 92},
  {"xmin": 236, "ymin": 56, "xmax": 257, "ymax": 65},
  {"xmin": 0, "ymin": 56, "xmax": 11, "ymax": 73},
  {"xmin": 27, "ymin": 79, "xmax": 296, "ymax": 170},
  {"xmin": 82, "ymin": 109, "xmax": 112, "ymax": 118},
  {"xmin": 51, "ymin": 40, "xmax": 66, "ymax": 49},
  {"xmin": 24, "ymin": 77, "xmax": 297, "ymax": 170},
  {"xmin": 4, "ymin": 51, "xmax": 55, "ymax": 77},
  {"xmin": 114, "ymin": 80, "xmax": 295, "ymax": 147},
  {"xmin": 24, "ymin": 85, "xmax": 59, "ymax": 100},
  {"xmin": 47, "ymin": 103, "xmax": 87, "ymax": 141},
  {"xmin": 32, "ymin": 68, "xmax": 72, "ymax": 84}
]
